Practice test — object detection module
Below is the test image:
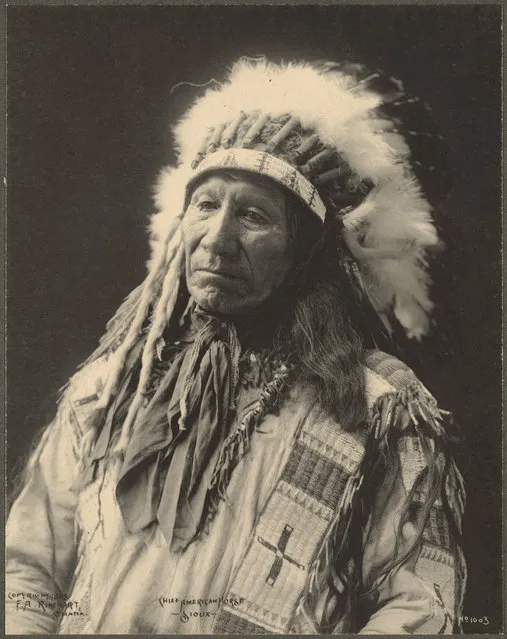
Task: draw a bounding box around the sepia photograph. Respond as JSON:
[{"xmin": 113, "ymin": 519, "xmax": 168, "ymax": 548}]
[{"xmin": 5, "ymin": 4, "xmax": 502, "ymax": 635}]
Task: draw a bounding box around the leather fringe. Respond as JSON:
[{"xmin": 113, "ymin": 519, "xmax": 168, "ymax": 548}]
[{"xmin": 204, "ymin": 363, "xmax": 292, "ymax": 525}]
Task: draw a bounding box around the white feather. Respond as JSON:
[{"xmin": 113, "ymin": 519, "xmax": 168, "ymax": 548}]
[{"xmin": 343, "ymin": 178, "xmax": 437, "ymax": 337}]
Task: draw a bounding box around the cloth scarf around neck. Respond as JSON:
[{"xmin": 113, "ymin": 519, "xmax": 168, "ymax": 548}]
[{"xmin": 114, "ymin": 306, "xmax": 263, "ymax": 552}]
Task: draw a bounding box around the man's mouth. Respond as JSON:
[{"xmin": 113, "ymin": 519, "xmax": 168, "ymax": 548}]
[{"xmin": 196, "ymin": 268, "xmax": 245, "ymax": 282}]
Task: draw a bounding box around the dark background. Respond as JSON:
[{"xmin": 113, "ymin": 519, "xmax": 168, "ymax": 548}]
[{"xmin": 6, "ymin": 5, "xmax": 502, "ymax": 633}]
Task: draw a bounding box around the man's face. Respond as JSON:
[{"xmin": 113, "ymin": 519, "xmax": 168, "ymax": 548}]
[{"xmin": 181, "ymin": 172, "xmax": 296, "ymax": 316}]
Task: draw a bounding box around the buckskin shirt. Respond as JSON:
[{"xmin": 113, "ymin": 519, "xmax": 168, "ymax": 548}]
[{"xmin": 6, "ymin": 345, "xmax": 465, "ymax": 634}]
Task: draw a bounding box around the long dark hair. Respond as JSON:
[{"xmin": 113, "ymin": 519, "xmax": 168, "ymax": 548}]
[{"xmin": 276, "ymin": 195, "xmax": 369, "ymax": 431}]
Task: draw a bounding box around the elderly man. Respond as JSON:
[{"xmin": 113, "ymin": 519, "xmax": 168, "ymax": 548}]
[{"xmin": 6, "ymin": 58, "xmax": 465, "ymax": 635}]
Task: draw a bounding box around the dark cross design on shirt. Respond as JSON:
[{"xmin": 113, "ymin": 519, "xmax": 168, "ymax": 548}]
[{"xmin": 257, "ymin": 524, "xmax": 305, "ymax": 586}]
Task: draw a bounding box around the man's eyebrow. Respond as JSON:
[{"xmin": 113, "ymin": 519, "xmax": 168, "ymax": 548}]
[{"xmin": 191, "ymin": 183, "xmax": 219, "ymax": 197}]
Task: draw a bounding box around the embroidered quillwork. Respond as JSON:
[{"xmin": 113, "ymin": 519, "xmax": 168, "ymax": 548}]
[{"xmin": 257, "ymin": 524, "xmax": 304, "ymax": 586}]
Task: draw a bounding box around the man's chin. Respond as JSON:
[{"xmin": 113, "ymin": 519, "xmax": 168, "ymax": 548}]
[{"xmin": 189, "ymin": 284, "xmax": 250, "ymax": 317}]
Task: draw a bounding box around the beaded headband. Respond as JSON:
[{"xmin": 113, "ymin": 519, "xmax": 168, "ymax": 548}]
[{"xmin": 189, "ymin": 147, "xmax": 327, "ymax": 222}]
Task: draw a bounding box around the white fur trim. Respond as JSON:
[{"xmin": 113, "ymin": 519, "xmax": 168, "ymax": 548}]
[{"xmin": 173, "ymin": 60, "xmax": 407, "ymax": 181}]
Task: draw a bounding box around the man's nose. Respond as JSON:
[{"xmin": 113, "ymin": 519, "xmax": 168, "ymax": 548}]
[{"xmin": 201, "ymin": 201, "xmax": 240, "ymax": 257}]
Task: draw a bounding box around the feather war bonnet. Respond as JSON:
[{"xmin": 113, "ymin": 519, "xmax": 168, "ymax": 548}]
[{"xmin": 153, "ymin": 58, "xmax": 450, "ymax": 340}]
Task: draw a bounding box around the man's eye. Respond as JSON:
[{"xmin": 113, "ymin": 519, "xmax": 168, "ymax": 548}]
[
  {"xmin": 239, "ymin": 209, "xmax": 269, "ymax": 225},
  {"xmin": 197, "ymin": 200, "xmax": 218, "ymax": 211},
  {"xmin": 196, "ymin": 199, "xmax": 219, "ymax": 211}
]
